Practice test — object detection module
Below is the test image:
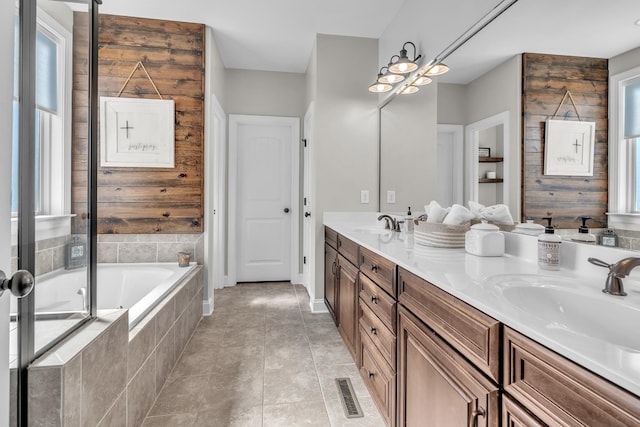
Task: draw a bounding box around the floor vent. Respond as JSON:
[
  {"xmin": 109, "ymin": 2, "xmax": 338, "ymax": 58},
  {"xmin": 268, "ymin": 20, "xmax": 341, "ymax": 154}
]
[{"xmin": 335, "ymin": 378, "xmax": 363, "ymax": 418}]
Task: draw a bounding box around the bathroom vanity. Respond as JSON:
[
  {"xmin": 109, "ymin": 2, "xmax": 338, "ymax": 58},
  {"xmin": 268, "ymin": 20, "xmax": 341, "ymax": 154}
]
[{"xmin": 324, "ymin": 213, "xmax": 640, "ymax": 427}]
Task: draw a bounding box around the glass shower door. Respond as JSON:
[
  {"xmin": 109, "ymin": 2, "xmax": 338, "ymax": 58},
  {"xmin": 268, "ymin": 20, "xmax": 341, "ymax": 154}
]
[{"xmin": 9, "ymin": 0, "xmax": 98, "ymax": 424}]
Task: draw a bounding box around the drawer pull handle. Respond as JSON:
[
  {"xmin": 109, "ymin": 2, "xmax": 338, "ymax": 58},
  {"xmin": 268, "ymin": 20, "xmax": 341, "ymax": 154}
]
[
  {"xmin": 331, "ymin": 262, "xmax": 336, "ymax": 275},
  {"xmin": 368, "ymin": 371, "xmax": 375, "ymax": 379},
  {"xmin": 370, "ymin": 264, "xmax": 378, "ymax": 272},
  {"xmin": 468, "ymin": 407, "xmax": 485, "ymax": 427},
  {"xmin": 370, "ymin": 327, "xmax": 377, "ymax": 335},
  {"xmin": 370, "ymin": 295, "xmax": 378, "ymax": 304}
]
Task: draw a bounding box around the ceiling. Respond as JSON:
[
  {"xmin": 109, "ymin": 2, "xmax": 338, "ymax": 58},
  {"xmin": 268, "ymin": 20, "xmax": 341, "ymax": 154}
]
[
  {"xmin": 96, "ymin": 0, "xmax": 640, "ymax": 81},
  {"xmin": 97, "ymin": 0, "xmax": 407, "ymax": 73}
]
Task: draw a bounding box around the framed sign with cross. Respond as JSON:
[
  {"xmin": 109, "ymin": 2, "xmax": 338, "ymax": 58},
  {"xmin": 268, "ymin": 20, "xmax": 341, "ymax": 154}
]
[
  {"xmin": 100, "ymin": 96, "xmax": 175, "ymax": 168},
  {"xmin": 544, "ymin": 119, "xmax": 596, "ymax": 176}
]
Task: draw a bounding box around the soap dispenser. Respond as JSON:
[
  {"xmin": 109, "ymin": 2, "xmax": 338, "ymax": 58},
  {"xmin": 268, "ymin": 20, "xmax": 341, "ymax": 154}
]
[
  {"xmin": 404, "ymin": 207, "xmax": 414, "ymax": 233},
  {"xmin": 571, "ymin": 216, "xmax": 596, "ymax": 244},
  {"xmin": 538, "ymin": 217, "xmax": 561, "ymax": 270}
]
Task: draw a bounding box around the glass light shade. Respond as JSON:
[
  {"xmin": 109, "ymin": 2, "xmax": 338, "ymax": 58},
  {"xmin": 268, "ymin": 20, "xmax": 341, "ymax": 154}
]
[
  {"xmin": 389, "ymin": 57, "xmax": 418, "ymax": 74},
  {"xmin": 378, "ymin": 71, "xmax": 405, "ymax": 84},
  {"xmin": 369, "ymin": 81, "xmax": 393, "ymax": 93},
  {"xmin": 400, "ymin": 85, "xmax": 419, "ymax": 95},
  {"xmin": 425, "ymin": 63, "xmax": 449, "ymax": 76},
  {"xmin": 413, "ymin": 76, "xmax": 432, "ymax": 86}
]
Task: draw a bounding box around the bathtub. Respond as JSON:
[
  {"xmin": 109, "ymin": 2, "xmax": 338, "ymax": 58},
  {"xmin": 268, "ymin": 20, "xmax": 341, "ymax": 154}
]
[{"xmin": 11, "ymin": 262, "xmax": 198, "ymax": 329}]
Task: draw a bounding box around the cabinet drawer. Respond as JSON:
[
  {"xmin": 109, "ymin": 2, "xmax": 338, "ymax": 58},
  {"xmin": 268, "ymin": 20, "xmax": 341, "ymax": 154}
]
[
  {"xmin": 502, "ymin": 394, "xmax": 545, "ymax": 427},
  {"xmin": 398, "ymin": 267, "xmax": 500, "ymax": 383},
  {"xmin": 359, "ymin": 273, "xmax": 396, "ymax": 333},
  {"xmin": 360, "ymin": 329, "xmax": 395, "ymax": 427},
  {"xmin": 359, "ymin": 247, "xmax": 396, "ymax": 297},
  {"xmin": 325, "ymin": 226, "xmax": 338, "ymax": 249},
  {"xmin": 504, "ymin": 327, "xmax": 640, "ymax": 427},
  {"xmin": 337, "ymin": 234, "xmax": 359, "ymax": 266},
  {"xmin": 359, "ymin": 302, "xmax": 396, "ymax": 369}
]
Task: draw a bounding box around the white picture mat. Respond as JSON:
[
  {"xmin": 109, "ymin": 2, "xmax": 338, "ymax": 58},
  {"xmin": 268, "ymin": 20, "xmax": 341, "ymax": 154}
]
[
  {"xmin": 544, "ymin": 119, "xmax": 596, "ymax": 176},
  {"xmin": 100, "ymin": 96, "xmax": 175, "ymax": 168}
]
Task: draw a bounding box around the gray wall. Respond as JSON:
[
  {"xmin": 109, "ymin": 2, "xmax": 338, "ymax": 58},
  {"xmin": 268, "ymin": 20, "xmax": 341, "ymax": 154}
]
[
  {"xmin": 380, "ymin": 83, "xmax": 438, "ymax": 212},
  {"xmin": 466, "ymin": 55, "xmax": 521, "ymax": 220},
  {"xmin": 225, "ymin": 69, "xmax": 306, "ymax": 117},
  {"xmin": 437, "ymin": 83, "xmax": 467, "ymax": 124},
  {"xmin": 310, "ymin": 34, "xmax": 379, "ymax": 305},
  {"xmin": 206, "ymin": 28, "xmax": 227, "ymax": 109},
  {"xmin": 609, "ymin": 46, "xmax": 640, "ymax": 76}
]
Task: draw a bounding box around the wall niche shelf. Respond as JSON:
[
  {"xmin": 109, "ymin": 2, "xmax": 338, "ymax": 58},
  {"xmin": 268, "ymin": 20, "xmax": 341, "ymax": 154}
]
[
  {"xmin": 479, "ymin": 178, "xmax": 504, "ymax": 184},
  {"xmin": 479, "ymin": 157, "xmax": 504, "ymax": 163}
]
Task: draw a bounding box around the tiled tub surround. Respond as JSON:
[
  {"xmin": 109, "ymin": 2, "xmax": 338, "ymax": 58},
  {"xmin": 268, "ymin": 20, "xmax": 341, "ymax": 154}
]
[
  {"xmin": 96, "ymin": 233, "xmax": 205, "ymax": 265},
  {"xmin": 324, "ymin": 212, "xmax": 640, "ymax": 398},
  {"xmin": 26, "ymin": 266, "xmax": 204, "ymax": 427},
  {"xmin": 10, "ymin": 233, "xmax": 204, "ymax": 276}
]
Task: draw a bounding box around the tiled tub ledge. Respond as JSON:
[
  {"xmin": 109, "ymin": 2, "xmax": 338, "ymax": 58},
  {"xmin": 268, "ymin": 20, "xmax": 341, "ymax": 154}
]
[{"xmin": 27, "ymin": 266, "xmax": 204, "ymax": 427}]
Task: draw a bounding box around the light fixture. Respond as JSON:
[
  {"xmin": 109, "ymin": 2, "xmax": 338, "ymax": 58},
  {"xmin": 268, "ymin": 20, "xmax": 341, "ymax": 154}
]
[
  {"xmin": 424, "ymin": 63, "xmax": 449, "ymax": 76},
  {"xmin": 378, "ymin": 61, "xmax": 405, "ymax": 84},
  {"xmin": 400, "ymin": 85, "xmax": 419, "ymax": 95},
  {"xmin": 388, "ymin": 42, "xmax": 422, "ymax": 74},
  {"xmin": 368, "ymin": 80, "xmax": 393, "ymax": 93},
  {"xmin": 413, "ymin": 76, "xmax": 432, "ymax": 86}
]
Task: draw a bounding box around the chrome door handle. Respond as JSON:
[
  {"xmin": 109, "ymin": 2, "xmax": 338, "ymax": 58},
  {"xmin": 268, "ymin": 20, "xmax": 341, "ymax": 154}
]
[{"xmin": 0, "ymin": 270, "xmax": 35, "ymax": 298}]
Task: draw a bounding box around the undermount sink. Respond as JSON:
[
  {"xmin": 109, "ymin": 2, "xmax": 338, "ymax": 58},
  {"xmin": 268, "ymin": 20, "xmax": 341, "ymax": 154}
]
[
  {"xmin": 353, "ymin": 226, "xmax": 393, "ymax": 235},
  {"xmin": 485, "ymin": 274, "xmax": 640, "ymax": 350}
]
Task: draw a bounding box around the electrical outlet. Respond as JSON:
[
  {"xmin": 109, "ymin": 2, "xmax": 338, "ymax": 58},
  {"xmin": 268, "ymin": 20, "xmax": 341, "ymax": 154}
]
[
  {"xmin": 360, "ymin": 190, "xmax": 369, "ymax": 204},
  {"xmin": 387, "ymin": 190, "xmax": 396, "ymax": 204}
]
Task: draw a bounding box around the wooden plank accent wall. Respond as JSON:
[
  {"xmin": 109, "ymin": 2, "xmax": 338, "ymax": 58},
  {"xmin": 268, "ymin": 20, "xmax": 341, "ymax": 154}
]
[
  {"xmin": 522, "ymin": 53, "xmax": 608, "ymax": 229},
  {"xmin": 72, "ymin": 13, "xmax": 205, "ymax": 234}
]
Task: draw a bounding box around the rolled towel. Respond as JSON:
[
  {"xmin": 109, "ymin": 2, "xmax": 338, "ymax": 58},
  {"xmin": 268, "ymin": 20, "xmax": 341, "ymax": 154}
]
[
  {"xmin": 442, "ymin": 204, "xmax": 475, "ymax": 225},
  {"xmin": 425, "ymin": 201, "xmax": 449, "ymax": 223},
  {"xmin": 468, "ymin": 201, "xmax": 514, "ymax": 224}
]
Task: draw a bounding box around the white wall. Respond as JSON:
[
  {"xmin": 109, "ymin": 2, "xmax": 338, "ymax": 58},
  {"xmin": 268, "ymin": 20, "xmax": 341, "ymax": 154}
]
[
  {"xmin": 207, "ymin": 28, "xmax": 227, "ymax": 109},
  {"xmin": 0, "ymin": 0, "xmax": 14, "ymax": 422},
  {"xmin": 311, "ymin": 34, "xmax": 379, "ymax": 306}
]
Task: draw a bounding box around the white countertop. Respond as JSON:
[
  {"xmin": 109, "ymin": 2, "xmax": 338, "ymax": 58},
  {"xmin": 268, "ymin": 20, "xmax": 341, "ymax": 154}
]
[{"xmin": 324, "ymin": 212, "xmax": 640, "ymax": 397}]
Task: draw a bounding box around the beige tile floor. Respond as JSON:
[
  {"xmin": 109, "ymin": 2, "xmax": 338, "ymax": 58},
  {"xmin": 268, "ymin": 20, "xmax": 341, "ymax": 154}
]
[{"xmin": 141, "ymin": 282, "xmax": 385, "ymax": 427}]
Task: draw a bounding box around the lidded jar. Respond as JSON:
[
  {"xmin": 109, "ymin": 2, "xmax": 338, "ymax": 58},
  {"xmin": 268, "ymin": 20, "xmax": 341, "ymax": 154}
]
[{"xmin": 465, "ymin": 220, "xmax": 505, "ymax": 257}]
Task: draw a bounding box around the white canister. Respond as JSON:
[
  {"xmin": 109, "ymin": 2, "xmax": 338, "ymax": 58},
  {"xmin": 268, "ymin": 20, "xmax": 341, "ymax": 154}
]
[{"xmin": 465, "ymin": 220, "xmax": 505, "ymax": 257}]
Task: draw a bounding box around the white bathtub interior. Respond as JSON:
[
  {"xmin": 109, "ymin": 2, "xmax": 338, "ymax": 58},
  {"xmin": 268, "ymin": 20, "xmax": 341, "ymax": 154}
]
[{"xmin": 9, "ymin": 262, "xmax": 197, "ymax": 366}]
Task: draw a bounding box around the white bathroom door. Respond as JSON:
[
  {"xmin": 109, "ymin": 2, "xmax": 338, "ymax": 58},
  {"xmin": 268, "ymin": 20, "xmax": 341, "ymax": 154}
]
[{"xmin": 232, "ymin": 115, "xmax": 299, "ymax": 282}]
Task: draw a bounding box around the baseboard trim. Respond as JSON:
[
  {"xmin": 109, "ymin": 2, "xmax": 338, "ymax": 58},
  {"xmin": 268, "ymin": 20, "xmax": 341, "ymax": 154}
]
[
  {"xmin": 310, "ymin": 298, "xmax": 329, "ymax": 314},
  {"xmin": 202, "ymin": 297, "xmax": 213, "ymax": 316}
]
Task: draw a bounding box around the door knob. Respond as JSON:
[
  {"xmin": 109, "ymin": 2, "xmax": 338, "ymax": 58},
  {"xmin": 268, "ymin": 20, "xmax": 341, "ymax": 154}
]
[
  {"xmin": 284, "ymin": 208, "xmax": 290, "ymax": 213},
  {"xmin": 305, "ymin": 212, "xmax": 311, "ymax": 217},
  {"xmin": 0, "ymin": 270, "xmax": 35, "ymax": 298}
]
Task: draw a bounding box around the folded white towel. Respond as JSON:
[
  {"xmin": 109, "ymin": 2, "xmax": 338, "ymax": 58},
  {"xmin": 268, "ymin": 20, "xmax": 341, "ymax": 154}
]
[
  {"xmin": 443, "ymin": 204, "xmax": 475, "ymax": 225},
  {"xmin": 425, "ymin": 201, "xmax": 449, "ymax": 223},
  {"xmin": 468, "ymin": 201, "xmax": 514, "ymax": 224}
]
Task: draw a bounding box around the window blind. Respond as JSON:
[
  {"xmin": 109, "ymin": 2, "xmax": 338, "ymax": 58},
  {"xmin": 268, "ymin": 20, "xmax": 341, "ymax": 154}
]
[{"xmin": 625, "ymin": 79, "xmax": 640, "ymax": 139}]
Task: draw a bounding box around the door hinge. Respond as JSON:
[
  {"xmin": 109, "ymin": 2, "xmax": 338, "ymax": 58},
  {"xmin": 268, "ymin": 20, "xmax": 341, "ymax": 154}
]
[
  {"xmin": 304, "ymin": 197, "xmax": 307, "ymax": 206},
  {"xmin": 302, "ymin": 138, "xmax": 307, "ymax": 147},
  {"xmin": 303, "ymin": 256, "xmax": 307, "ymax": 264}
]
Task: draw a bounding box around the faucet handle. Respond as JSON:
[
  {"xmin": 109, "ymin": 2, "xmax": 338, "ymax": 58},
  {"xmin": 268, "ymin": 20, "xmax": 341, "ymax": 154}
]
[{"xmin": 588, "ymin": 257, "xmax": 612, "ymax": 271}]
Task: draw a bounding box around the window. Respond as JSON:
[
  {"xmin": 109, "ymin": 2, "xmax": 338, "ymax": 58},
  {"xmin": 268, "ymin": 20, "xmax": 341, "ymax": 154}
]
[
  {"xmin": 11, "ymin": 11, "xmax": 70, "ymax": 217},
  {"xmin": 609, "ymin": 67, "xmax": 640, "ymax": 229}
]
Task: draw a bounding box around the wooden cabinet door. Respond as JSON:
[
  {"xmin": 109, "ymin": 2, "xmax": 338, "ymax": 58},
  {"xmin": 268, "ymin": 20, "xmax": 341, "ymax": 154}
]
[
  {"xmin": 398, "ymin": 306, "xmax": 499, "ymax": 427},
  {"xmin": 502, "ymin": 394, "xmax": 546, "ymax": 427},
  {"xmin": 324, "ymin": 243, "xmax": 338, "ymax": 325},
  {"xmin": 337, "ymin": 254, "xmax": 359, "ymax": 360}
]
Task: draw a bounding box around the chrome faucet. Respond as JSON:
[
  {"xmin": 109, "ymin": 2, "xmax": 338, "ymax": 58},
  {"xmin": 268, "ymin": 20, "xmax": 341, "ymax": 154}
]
[
  {"xmin": 377, "ymin": 214, "xmax": 400, "ymax": 231},
  {"xmin": 587, "ymin": 257, "xmax": 640, "ymax": 296}
]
